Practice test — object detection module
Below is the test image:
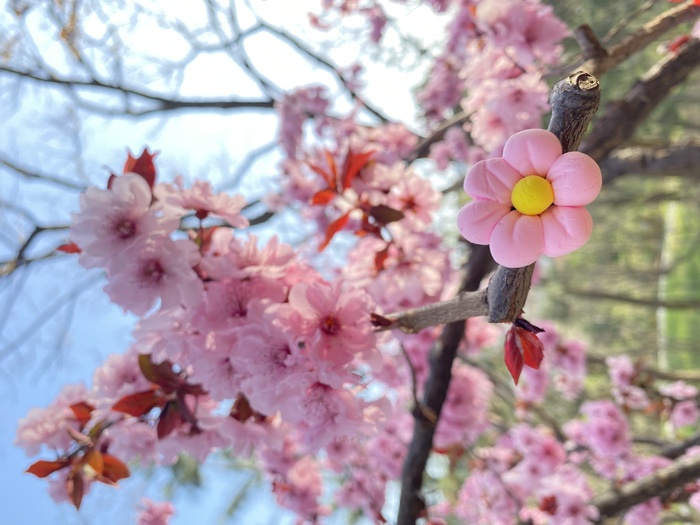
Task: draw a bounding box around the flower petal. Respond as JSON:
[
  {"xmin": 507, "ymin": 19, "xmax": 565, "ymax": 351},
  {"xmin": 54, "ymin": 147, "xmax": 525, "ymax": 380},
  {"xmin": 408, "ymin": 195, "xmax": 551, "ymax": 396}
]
[
  {"xmin": 548, "ymin": 152, "xmax": 602, "ymax": 206},
  {"xmin": 541, "ymin": 206, "xmax": 592, "ymax": 257},
  {"xmin": 502, "ymin": 129, "xmax": 562, "ymax": 177},
  {"xmin": 457, "ymin": 200, "xmax": 511, "ymax": 245},
  {"xmin": 490, "ymin": 211, "xmax": 544, "ymax": 268},
  {"xmin": 464, "ymin": 158, "xmax": 522, "ymax": 205}
]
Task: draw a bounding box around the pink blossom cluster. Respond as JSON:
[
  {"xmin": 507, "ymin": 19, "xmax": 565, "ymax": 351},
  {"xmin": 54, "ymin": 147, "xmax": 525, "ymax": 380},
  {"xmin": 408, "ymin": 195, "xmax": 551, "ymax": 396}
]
[
  {"xmin": 276, "ymin": 86, "xmax": 330, "ymax": 159},
  {"xmin": 420, "ymin": 0, "xmax": 568, "ymax": 163},
  {"xmin": 448, "ymin": 424, "xmax": 597, "ymax": 525},
  {"xmin": 19, "ymin": 162, "xmax": 397, "ymax": 520}
]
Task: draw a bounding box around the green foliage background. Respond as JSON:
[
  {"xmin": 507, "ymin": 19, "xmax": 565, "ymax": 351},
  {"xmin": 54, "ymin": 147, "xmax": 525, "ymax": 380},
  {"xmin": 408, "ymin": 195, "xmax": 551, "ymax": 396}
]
[{"xmin": 540, "ymin": 0, "xmax": 700, "ymax": 370}]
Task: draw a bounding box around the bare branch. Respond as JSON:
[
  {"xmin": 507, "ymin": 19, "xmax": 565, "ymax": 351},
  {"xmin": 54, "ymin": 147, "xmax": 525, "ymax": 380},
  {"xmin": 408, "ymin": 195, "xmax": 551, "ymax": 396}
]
[
  {"xmin": 255, "ymin": 20, "xmax": 390, "ymax": 123},
  {"xmin": 0, "ymin": 155, "xmax": 86, "ymax": 191},
  {"xmin": 0, "ymin": 65, "xmax": 275, "ymax": 114},
  {"xmin": 594, "ymin": 453, "xmax": 700, "ymax": 520},
  {"xmin": 567, "ymin": 287, "xmax": 700, "ymax": 309},
  {"xmin": 578, "ymin": 1, "xmax": 700, "ymax": 78},
  {"xmin": 407, "ymin": 111, "xmax": 471, "ymax": 162},
  {"xmin": 601, "ymin": 142, "xmax": 700, "ymax": 184},
  {"xmin": 380, "ymin": 288, "xmax": 488, "ymax": 333},
  {"xmin": 581, "ymin": 38, "xmax": 700, "ymax": 162}
]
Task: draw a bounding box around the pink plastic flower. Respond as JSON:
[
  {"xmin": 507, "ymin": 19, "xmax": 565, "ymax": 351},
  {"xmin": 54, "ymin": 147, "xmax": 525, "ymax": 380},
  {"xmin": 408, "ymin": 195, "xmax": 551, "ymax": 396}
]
[{"xmin": 457, "ymin": 129, "xmax": 602, "ymax": 268}]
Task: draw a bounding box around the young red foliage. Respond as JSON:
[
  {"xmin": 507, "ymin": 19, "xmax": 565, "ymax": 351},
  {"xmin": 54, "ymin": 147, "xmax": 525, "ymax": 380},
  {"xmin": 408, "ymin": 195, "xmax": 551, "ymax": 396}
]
[
  {"xmin": 310, "ymin": 188, "xmax": 337, "ymax": 205},
  {"xmin": 504, "ymin": 323, "xmax": 545, "ymax": 385},
  {"xmin": 83, "ymin": 448, "xmax": 104, "ymax": 476},
  {"xmin": 56, "ymin": 242, "xmax": 81, "ymax": 254},
  {"xmin": 157, "ymin": 401, "xmax": 185, "ymax": 439},
  {"xmin": 319, "ymin": 211, "xmax": 351, "ymax": 251},
  {"xmin": 668, "ymin": 34, "xmax": 691, "ymax": 53},
  {"xmin": 100, "ymin": 454, "xmax": 131, "ymax": 484},
  {"xmin": 368, "ymin": 204, "xmax": 405, "ymax": 225},
  {"xmin": 123, "ymin": 148, "xmax": 158, "ymax": 188},
  {"xmin": 67, "ymin": 470, "xmax": 84, "ymax": 510},
  {"xmin": 112, "ymin": 388, "xmax": 162, "ymax": 417},
  {"xmin": 374, "ymin": 244, "xmax": 390, "ymax": 273},
  {"xmin": 26, "ymin": 459, "xmax": 70, "ymax": 478},
  {"xmin": 69, "ymin": 401, "xmax": 95, "ymax": 429},
  {"xmin": 340, "ymin": 148, "xmax": 374, "ymax": 191}
]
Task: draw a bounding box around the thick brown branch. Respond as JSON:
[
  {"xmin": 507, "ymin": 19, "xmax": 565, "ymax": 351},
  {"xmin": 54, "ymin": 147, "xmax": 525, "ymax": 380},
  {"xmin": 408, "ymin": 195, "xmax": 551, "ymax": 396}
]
[
  {"xmin": 397, "ymin": 73, "xmax": 602, "ymax": 524},
  {"xmin": 594, "ymin": 453, "xmax": 700, "ymax": 520},
  {"xmin": 567, "ymin": 287, "xmax": 700, "ymax": 309},
  {"xmin": 487, "ymin": 72, "xmax": 601, "ymax": 324},
  {"xmin": 581, "ymin": 38, "xmax": 700, "ymax": 162},
  {"xmin": 601, "ymin": 142, "xmax": 700, "ymax": 184},
  {"xmin": 397, "ymin": 245, "xmax": 493, "ymax": 525},
  {"xmin": 578, "ymin": 1, "xmax": 700, "ymax": 78}
]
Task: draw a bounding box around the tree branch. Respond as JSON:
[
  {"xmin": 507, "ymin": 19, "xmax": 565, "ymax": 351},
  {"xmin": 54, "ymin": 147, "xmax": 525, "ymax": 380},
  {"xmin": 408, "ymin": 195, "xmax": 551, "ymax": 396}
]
[
  {"xmin": 407, "ymin": 111, "xmax": 471, "ymax": 162},
  {"xmin": 581, "ymin": 38, "xmax": 700, "ymax": 162},
  {"xmin": 594, "ymin": 453, "xmax": 700, "ymax": 520},
  {"xmin": 577, "ymin": 1, "xmax": 700, "ymax": 78},
  {"xmin": 566, "ymin": 287, "xmax": 700, "ymax": 309},
  {"xmin": 0, "ymin": 65, "xmax": 275, "ymax": 114},
  {"xmin": 397, "ymin": 245, "xmax": 494, "ymax": 525},
  {"xmin": 396, "ymin": 72, "xmax": 601, "ymax": 525},
  {"xmin": 601, "ymin": 142, "xmax": 700, "ymax": 184},
  {"xmin": 487, "ymin": 71, "xmax": 601, "ymax": 324}
]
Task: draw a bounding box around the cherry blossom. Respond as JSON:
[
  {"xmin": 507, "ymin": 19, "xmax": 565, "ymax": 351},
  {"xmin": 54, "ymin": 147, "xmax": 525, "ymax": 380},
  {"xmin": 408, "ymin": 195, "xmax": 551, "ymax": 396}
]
[
  {"xmin": 154, "ymin": 178, "xmax": 248, "ymax": 228},
  {"xmin": 104, "ymin": 238, "xmax": 203, "ymax": 316},
  {"xmin": 457, "ymin": 129, "xmax": 602, "ymax": 267},
  {"xmin": 137, "ymin": 499, "xmax": 175, "ymax": 525},
  {"xmin": 71, "ymin": 173, "xmax": 178, "ymax": 269}
]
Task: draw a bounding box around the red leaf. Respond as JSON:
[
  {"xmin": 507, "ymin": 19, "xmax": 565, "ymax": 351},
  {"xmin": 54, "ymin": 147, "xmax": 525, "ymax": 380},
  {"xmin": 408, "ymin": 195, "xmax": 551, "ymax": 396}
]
[
  {"xmin": 112, "ymin": 388, "xmax": 162, "ymax": 417},
  {"xmin": 230, "ymin": 393, "xmax": 254, "ymax": 423},
  {"xmin": 341, "ymin": 148, "xmax": 374, "ymax": 191},
  {"xmin": 123, "ymin": 148, "xmax": 157, "ymax": 188},
  {"xmin": 69, "ymin": 401, "xmax": 94, "ymax": 429},
  {"xmin": 83, "ymin": 448, "xmax": 104, "ymax": 476},
  {"xmin": 307, "ymin": 162, "xmax": 333, "ymax": 187},
  {"xmin": 370, "ymin": 312, "xmax": 393, "ymax": 328},
  {"xmin": 324, "ymin": 150, "xmax": 339, "ymax": 191},
  {"xmin": 374, "ymin": 245, "xmax": 390, "ymax": 273},
  {"xmin": 668, "ymin": 34, "xmax": 691, "ymax": 53},
  {"xmin": 26, "ymin": 459, "xmax": 69, "ymax": 478},
  {"xmin": 157, "ymin": 401, "xmax": 184, "ymax": 439},
  {"xmin": 67, "ymin": 470, "xmax": 84, "ymax": 510},
  {"xmin": 56, "ymin": 242, "xmax": 81, "ymax": 254},
  {"xmin": 310, "ymin": 188, "xmax": 337, "ymax": 206},
  {"xmin": 504, "ymin": 324, "xmax": 545, "ymax": 384},
  {"xmin": 138, "ymin": 354, "xmax": 182, "ymax": 392},
  {"xmin": 100, "ymin": 454, "xmax": 130, "ymax": 484},
  {"xmin": 519, "ymin": 329, "xmax": 544, "ymax": 369},
  {"xmin": 319, "ymin": 211, "xmax": 351, "ymax": 251},
  {"xmin": 504, "ymin": 328, "xmax": 524, "ymax": 385},
  {"xmin": 369, "ymin": 204, "xmax": 405, "ymax": 225}
]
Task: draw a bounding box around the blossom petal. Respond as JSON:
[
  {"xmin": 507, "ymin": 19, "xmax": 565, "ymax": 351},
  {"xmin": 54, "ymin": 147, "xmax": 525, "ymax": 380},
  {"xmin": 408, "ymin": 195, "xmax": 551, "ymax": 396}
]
[
  {"xmin": 490, "ymin": 211, "xmax": 544, "ymax": 268},
  {"xmin": 548, "ymin": 152, "xmax": 602, "ymax": 206},
  {"xmin": 503, "ymin": 129, "xmax": 562, "ymax": 176},
  {"xmin": 457, "ymin": 200, "xmax": 511, "ymax": 245},
  {"xmin": 541, "ymin": 206, "xmax": 592, "ymax": 257},
  {"xmin": 464, "ymin": 158, "xmax": 522, "ymax": 205}
]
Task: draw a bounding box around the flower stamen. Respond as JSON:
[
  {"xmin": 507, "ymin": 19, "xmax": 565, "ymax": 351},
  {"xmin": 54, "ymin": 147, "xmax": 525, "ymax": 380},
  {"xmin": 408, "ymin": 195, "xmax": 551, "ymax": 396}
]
[{"xmin": 511, "ymin": 175, "xmax": 554, "ymax": 216}]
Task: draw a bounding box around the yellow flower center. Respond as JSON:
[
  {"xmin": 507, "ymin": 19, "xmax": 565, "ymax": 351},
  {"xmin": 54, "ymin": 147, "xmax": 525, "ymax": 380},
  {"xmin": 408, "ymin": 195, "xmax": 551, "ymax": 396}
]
[{"xmin": 511, "ymin": 175, "xmax": 554, "ymax": 216}]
